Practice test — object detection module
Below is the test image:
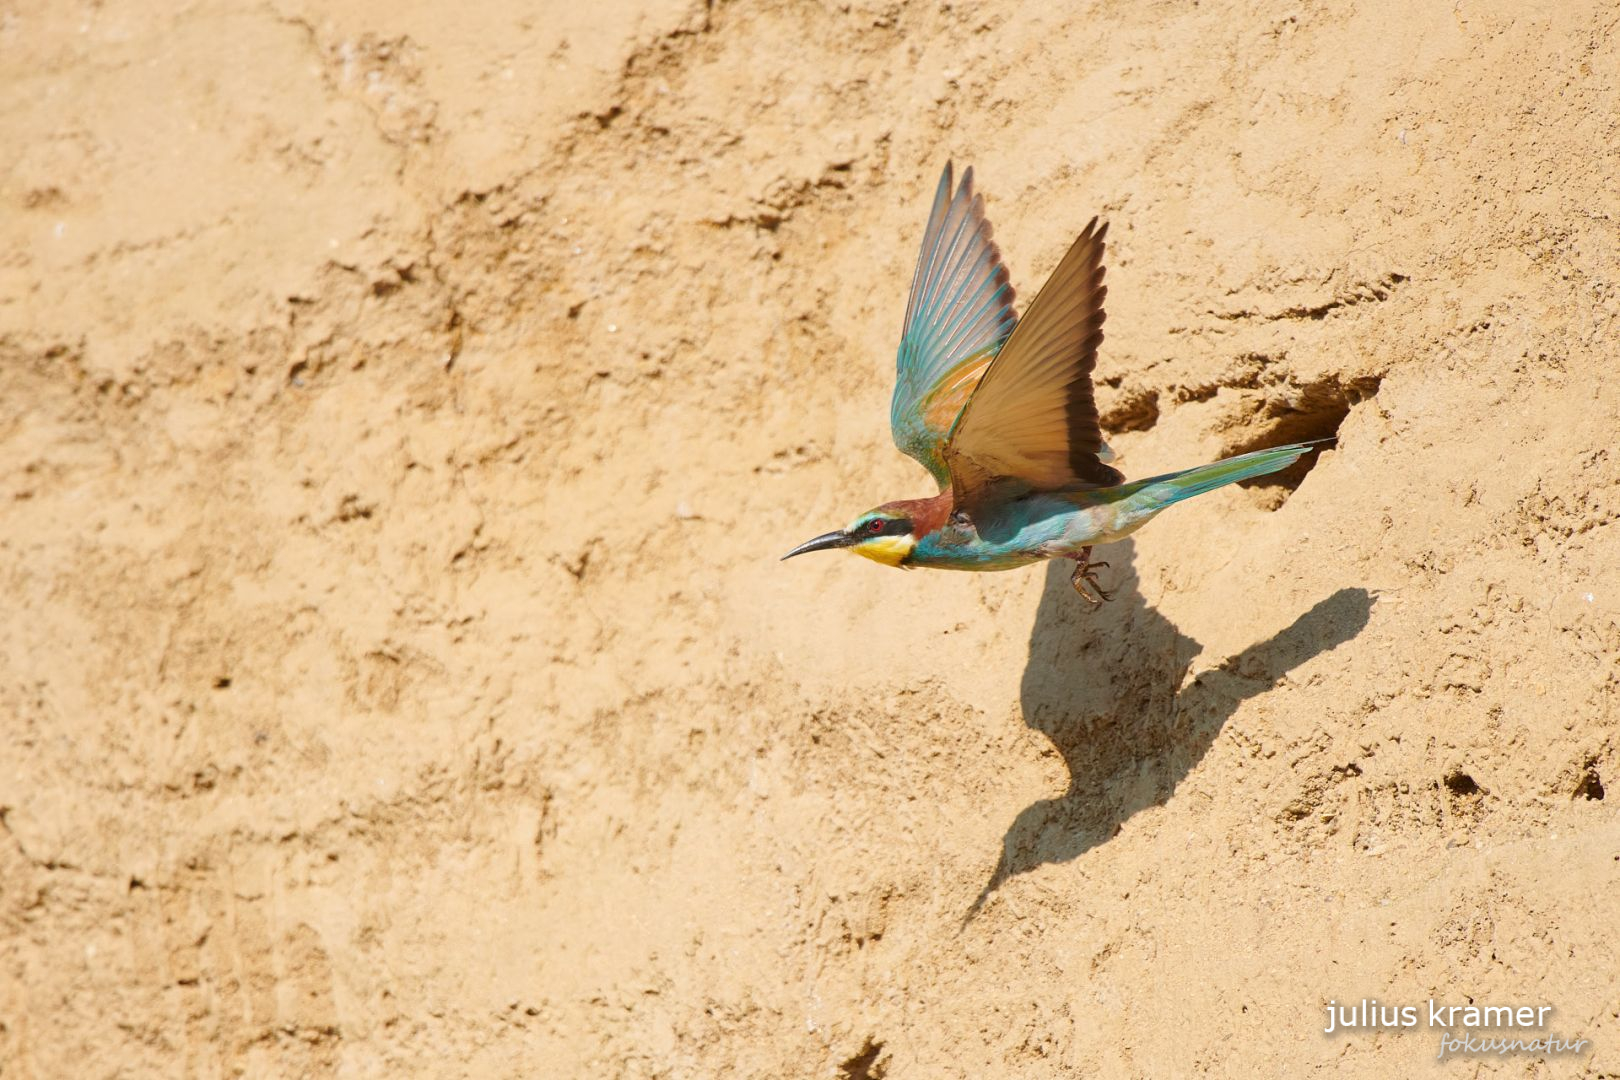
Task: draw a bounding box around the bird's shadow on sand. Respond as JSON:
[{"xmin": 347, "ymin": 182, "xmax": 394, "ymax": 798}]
[{"xmin": 968, "ymin": 541, "xmax": 1372, "ymax": 918}]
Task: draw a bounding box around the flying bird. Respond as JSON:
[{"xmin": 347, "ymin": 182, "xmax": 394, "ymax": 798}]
[{"xmin": 782, "ymin": 163, "xmax": 1328, "ymax": 602}]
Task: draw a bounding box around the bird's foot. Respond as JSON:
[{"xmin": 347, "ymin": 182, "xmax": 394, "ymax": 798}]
[
  {"xmin": 1070, "ymin": 548, "xmax": 1114, "ymax": 605},
  {"xmin": 1072, "ymin": 569, "xmax": 1114, "ymax": 605}
]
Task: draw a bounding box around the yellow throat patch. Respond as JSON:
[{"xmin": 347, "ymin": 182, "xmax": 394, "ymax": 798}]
[{"xmin": 850, "ymin": 533, "xmax": 914, "ymax": 567}]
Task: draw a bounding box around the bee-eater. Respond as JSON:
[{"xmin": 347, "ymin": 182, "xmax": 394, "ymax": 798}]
[{"xmin": 782, "ymin": 162, "xmax": 1329, "ymax": 603}]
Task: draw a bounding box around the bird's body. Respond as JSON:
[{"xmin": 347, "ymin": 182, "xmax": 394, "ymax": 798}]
[
  {"xmin": 842, "ymin": 488, "xmax": 1131, "ymax": 572},
  {"xmin": 784, "ymin": 163, "xmax": 1326, "ymax": 601},
  {"xmin": 839, "ymin": 443, "xmax": 1316, "ymax": 573}
]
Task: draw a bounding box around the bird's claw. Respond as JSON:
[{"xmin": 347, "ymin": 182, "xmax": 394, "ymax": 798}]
[
  {"xmin": 1070, "ymin": 549, "xmax": 1114, "ymax": 605},
  {"xmin": 1071, "ymin": 570, "xmax": 1114, "ymax": 605}
]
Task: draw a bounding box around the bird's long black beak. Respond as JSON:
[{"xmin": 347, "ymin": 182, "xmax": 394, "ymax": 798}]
[{"xmin": 780, "ymin": 530, "xmax": 852, "ymax": 561}]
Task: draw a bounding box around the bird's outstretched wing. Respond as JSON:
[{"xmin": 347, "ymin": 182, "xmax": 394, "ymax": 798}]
[
  {"xmin": 890, "ymin": 163, "xmax": 1018, "ymax": 490},
  {"xmin": 942, "ymin": 217, "xmax": 1122, "ymax": 517}
]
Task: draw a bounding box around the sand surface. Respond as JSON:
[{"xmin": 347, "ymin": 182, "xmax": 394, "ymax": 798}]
[{"xmin": 3, "ymin": 1, "xmax": 1618, "ymax": 1076}]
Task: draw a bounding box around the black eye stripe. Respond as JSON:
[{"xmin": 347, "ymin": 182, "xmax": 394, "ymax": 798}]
[{"xmin": 863, "ymin": 517, "xmax": 911, "ymax": 537}]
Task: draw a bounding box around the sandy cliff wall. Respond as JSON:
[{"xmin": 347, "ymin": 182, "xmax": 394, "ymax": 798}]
[{"xmin": 2, "ymin": 1, "xmax": 1617, "ymax": 1076}]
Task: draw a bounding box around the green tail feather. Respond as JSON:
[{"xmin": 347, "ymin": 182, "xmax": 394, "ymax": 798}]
[{"xmin": 1127, "ymin": 439, "xmax": 1329, "ymax": 510}]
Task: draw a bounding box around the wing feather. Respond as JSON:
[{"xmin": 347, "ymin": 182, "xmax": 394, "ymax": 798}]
[
  {"xmin": 890, "ymin": 163, "xmax": 1018, "ymax": 488},
  {"xmin": 943, "ymin": 217, "xmax": 1122, "ymax": 515}
]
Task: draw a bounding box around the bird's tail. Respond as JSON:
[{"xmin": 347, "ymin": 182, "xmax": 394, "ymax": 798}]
[{"xmin": 1126, "ymin": 438, "xmax": 1331, "ymax": 510}]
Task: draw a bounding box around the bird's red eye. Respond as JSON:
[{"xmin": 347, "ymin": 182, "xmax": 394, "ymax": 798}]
[{"xmin": 868, "ymin": 519, "xmax": 885, "ymax": 533}]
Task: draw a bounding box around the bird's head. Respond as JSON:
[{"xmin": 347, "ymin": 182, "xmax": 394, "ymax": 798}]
[{"xmin": 781, "ymin": 504, "xmax": 917, "ymax": 567}]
